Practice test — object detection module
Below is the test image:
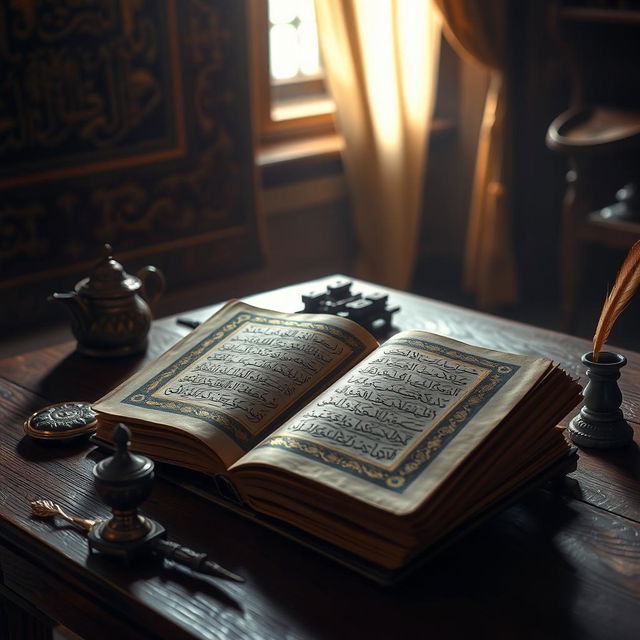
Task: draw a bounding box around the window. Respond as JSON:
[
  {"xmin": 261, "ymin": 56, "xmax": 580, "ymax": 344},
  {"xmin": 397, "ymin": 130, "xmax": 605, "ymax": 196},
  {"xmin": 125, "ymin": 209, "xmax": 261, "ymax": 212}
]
[
  {"xmin": 250, "ymin": 0, "xmax": 335, "ymax": 144},
  {"xmin": 250, "ymin": 1, "xmax": 458, "ymax": 159},
  {"xmin": 269, "ymin": 0, "xmax": 320, "ymax": 83}
]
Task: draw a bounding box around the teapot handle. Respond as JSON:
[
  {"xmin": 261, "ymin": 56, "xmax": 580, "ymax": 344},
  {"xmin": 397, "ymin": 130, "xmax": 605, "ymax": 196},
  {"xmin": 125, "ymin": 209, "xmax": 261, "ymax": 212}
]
[{"xmin": 137, "ymin": 266, "xmax": 165, "ymax": 306}]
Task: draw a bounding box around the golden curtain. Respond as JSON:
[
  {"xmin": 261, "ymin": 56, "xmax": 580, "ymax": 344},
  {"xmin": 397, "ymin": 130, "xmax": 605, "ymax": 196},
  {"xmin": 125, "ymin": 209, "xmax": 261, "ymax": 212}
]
[
  {"xmin": 434, "ymin": 0, "xmax": 517, "ymax": 308},
  {"xmin": 314, "ymin": 0, "xmax": 441, "ymax": 289}
]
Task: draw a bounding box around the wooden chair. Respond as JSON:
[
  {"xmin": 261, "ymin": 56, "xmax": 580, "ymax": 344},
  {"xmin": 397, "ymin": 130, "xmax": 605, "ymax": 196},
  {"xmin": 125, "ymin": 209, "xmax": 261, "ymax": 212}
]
[
  {"xmin": 546, "ymin": 106, "xmax": 640, "ymax": 331},
  {"xmin": 545, "ymin": 2, "xmax": 640, "ymax": 331}
]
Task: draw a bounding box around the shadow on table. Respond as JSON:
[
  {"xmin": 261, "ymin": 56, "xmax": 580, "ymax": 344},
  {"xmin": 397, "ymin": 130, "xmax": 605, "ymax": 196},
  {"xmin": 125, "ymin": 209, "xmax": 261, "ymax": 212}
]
[
  {"xmin": 35, "ymin": 350, "xmax": 145, "ymax": 404},
  {"xmin": 17, "ymin": 433, "xmax": 94, "ymax": 462},
  {"xmin": 148, "ymin": 483, "xmax": 583, "ymax": 640},
  {"xmin": 567, "ymin": 440, "xmax": 640, "ymax": 516},
  {"xmin": 586, "ymin": 440, "xmax": 640, "ymax": 477},
  {"xmin": 85, "ymin": 547, "xmax": 244, "ymax": 613}
]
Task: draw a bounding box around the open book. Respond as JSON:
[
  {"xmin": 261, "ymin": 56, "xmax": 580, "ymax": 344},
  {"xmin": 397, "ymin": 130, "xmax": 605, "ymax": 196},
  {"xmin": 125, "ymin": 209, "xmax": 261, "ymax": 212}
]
[{"xmin": 93, "ymin": 300, "xmax": 582, "ymax": 571}]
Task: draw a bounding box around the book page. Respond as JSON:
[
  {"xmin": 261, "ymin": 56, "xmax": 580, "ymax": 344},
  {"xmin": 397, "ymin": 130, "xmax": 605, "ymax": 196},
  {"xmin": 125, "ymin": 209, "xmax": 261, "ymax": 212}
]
[
  {"xmin": 232, "ymin": 330, "xmax": 553, "ymax": 514},
  {"xmin": 93, "ymin": 300, "xmax": 378, "ymax": 468}
]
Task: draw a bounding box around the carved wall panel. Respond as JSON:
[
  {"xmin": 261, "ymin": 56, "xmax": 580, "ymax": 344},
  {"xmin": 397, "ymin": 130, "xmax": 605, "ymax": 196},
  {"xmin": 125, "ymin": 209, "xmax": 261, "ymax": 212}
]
[{"xmin": 0, "ymin": 0, "xmax": 262, "ymax": 330}]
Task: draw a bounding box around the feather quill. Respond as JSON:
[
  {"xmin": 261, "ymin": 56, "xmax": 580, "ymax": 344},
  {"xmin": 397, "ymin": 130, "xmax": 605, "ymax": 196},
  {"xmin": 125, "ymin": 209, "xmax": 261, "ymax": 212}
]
[{"xmin": 592, "ymin": 239, "xmax": 640, "ymax": 360}]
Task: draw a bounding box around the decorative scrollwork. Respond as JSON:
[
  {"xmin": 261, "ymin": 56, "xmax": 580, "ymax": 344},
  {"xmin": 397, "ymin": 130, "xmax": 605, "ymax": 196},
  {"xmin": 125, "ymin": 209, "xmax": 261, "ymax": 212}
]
[{"xmin": 0, "ymin": 1, "xmax": 260, "ymax": 329}]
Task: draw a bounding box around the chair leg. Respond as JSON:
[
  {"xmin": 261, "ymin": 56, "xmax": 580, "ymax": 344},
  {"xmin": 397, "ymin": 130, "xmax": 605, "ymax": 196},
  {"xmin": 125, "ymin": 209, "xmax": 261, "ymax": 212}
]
[{"xmin": 561, "ymin": 169, "xmax": 582, "ymax": 334}]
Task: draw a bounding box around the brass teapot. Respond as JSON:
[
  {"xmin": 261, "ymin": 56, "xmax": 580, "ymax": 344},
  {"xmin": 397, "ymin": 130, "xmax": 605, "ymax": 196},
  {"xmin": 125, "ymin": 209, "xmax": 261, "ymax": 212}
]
[{"xmin": 50, "ymin": 244, "xmax": 165, "ymax": 357}]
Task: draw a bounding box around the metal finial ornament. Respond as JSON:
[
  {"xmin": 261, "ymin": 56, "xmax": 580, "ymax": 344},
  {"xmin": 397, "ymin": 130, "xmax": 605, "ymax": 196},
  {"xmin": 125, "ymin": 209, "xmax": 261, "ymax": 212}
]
[{"xmin": 30, "ymin": 424, "xmax": 244, "ymax": 582}]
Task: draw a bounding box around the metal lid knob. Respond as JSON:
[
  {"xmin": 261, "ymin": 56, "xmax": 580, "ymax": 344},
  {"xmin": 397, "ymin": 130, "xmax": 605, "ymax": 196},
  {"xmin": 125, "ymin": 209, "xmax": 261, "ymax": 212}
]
[{"xmin": 76, "ymin": 244, "xmax": 141, "ymax": 299}]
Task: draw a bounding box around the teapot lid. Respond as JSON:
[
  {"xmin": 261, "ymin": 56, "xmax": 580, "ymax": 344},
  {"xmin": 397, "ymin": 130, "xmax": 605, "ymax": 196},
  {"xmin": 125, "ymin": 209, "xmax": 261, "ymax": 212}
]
[{"xmin": 76, "ymin": 244, "xmax": 141, "ymax": 299}]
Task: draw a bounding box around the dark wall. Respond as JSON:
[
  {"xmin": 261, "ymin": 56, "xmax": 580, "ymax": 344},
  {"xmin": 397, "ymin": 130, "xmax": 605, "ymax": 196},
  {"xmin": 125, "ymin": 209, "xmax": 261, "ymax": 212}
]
[{"xmin": 0, "ymin": 0, "xmax": 263, "ymax": 331}]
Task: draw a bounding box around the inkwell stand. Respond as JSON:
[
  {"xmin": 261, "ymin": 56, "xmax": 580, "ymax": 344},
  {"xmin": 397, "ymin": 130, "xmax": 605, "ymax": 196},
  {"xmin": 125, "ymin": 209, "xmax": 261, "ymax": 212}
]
[
  {"xmin": 88, "ymin": 424, "xmax": 164, "ymax": 557},
  {"xmin": 86, "ymin": 424, "xmax": 243, "ymax": 581},
  {"xmin": 569, "ymin": 351, "xmax": 633, "ymax": 449}
]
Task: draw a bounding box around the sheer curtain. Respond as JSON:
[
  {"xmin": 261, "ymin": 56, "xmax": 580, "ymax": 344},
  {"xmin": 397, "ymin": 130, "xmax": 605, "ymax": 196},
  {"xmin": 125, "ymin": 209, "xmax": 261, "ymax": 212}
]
[
  {"xmin": 434, "ymin": 0, "xmax": 517, "ymax": 308},
  {"xmin": 314, "ymin": 0, "xmax": 441, "ymax": 289}
]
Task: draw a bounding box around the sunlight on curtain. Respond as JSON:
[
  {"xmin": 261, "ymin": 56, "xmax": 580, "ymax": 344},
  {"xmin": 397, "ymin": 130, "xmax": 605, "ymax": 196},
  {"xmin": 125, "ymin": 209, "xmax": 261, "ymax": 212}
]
[
  {"xmin": 434, "ymin": 0, "xmax": 517, "ymax": 308},
  {"xmin": 315, "ymin": 0, "xmax": 441, "ymax": 289}
]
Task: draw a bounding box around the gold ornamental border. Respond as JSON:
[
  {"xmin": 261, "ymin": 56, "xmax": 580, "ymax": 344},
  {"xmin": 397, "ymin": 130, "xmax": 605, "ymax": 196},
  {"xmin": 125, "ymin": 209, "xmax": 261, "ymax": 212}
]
[
  {"xmin": 123, "ymin": 312, "xmax": 368, "ymax": 450},
  {"xmin": 258, "ymin": 336, "xmax": 518, "ymax": 492}
]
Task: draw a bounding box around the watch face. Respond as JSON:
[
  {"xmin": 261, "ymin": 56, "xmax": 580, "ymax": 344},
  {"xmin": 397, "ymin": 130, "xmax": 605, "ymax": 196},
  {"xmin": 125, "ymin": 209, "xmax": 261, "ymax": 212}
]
[{"xmin": 24, "ymin": 402, "xmax": 97, "ymax": 440}]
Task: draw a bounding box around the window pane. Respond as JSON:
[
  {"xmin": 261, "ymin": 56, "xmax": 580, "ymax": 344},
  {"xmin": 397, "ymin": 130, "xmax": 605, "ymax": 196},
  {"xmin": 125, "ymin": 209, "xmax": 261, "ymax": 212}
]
[
  {"xmin": 270, "ymin": 24, "xmax": 300, "ymax": 80},
  {"xmin": 269, "ymin": 0, "xmax": 298, "ymax": 25},
  {"xmin": 296, "ymin": 0, "xmax": 316, "ymax": 24},
  {"xmin": 268, "ymin": 0, "xmax": 322, "ymax": 82},
  {"xmin": 298, "ymin": 22, "xmax": 320, "ymax": 76}
]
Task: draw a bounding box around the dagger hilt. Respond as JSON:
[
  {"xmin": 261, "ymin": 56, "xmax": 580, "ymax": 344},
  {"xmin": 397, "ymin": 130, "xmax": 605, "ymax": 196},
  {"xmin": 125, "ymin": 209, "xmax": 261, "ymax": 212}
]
[{"xmin": 152, "ymin": 539, "xmax": 244, "ymax": 583}]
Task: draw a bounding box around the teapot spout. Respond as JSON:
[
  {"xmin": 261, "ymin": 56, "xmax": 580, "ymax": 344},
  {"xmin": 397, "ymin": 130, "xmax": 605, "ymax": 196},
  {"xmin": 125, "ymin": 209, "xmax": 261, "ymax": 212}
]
[{"xmin": 48, "ymin": 291, "xmax": 89, "ymax": 330}]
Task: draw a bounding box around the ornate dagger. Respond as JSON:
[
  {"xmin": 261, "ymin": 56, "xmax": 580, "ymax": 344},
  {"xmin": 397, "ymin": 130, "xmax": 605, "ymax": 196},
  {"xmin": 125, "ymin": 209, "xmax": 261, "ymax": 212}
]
[
  {"xmin": 31, "ymin": 424, "xmax": 244, "ymax": 584},
  {"xmin": 31, "ymin": 499, "xmax": 244, "ymax": 583}
]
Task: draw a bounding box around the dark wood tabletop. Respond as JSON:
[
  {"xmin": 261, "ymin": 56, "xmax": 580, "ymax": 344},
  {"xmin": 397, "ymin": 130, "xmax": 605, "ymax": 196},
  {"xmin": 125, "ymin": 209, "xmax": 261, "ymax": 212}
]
[{"xmin": 1, "ymin": 276, "xmax": 639, "ymax": 640}]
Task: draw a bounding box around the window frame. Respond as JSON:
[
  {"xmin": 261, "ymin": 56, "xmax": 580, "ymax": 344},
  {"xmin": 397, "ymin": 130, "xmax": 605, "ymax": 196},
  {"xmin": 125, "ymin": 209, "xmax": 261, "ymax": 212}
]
[{"xmin": 248, "ymin": 0, "xmax": 335, "ymax": 146}]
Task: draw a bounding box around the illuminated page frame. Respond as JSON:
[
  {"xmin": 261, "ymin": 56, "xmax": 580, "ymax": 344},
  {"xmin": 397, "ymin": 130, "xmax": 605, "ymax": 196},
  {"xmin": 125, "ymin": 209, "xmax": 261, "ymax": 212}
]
[
  {"xmin": 121, "ymin": 311, "xmax": 369, "ymax": 451},
  {"xmin": 257, "ymin": 336, "xmax": 520, "ymax": 493}
]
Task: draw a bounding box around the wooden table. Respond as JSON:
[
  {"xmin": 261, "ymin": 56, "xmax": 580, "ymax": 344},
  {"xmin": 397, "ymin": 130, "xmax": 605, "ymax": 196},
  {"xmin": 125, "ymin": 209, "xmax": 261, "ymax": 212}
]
[{"xmin": 1, "ymin": 276, "xmax": 639, "ymax": 640}]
